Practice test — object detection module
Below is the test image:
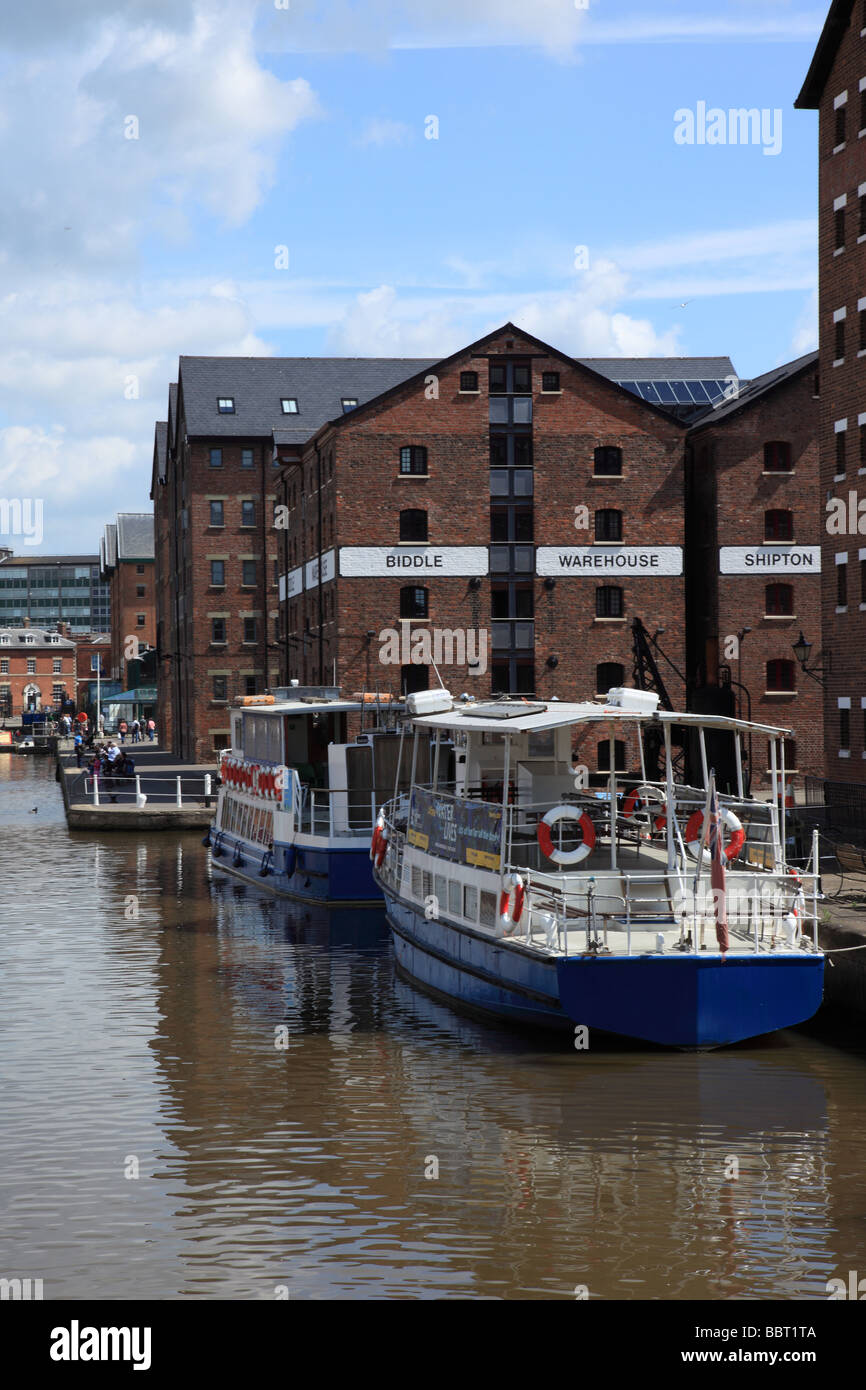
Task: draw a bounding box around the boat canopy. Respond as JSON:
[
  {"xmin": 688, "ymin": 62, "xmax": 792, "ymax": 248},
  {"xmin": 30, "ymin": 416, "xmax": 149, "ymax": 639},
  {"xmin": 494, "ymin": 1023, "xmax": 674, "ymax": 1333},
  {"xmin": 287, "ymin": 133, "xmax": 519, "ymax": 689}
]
[{"xmin": 405, "ymin": 700, "xmax": 793, "ymax": 739}]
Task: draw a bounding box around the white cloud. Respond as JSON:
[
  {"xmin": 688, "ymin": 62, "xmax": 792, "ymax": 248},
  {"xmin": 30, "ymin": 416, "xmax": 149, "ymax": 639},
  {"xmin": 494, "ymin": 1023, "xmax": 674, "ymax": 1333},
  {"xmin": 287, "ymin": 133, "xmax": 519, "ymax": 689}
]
[{"xmin": 791, "ymin": 288, "xmax": 818, "ymax": 356}]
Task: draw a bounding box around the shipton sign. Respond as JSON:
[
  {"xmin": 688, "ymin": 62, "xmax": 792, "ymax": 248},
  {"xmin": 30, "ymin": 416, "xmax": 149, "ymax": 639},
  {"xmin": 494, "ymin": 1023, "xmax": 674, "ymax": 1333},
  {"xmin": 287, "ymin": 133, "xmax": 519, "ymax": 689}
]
[{"xmin": 719, "ymin": 547, "xmax": 821, "ymax": 574}]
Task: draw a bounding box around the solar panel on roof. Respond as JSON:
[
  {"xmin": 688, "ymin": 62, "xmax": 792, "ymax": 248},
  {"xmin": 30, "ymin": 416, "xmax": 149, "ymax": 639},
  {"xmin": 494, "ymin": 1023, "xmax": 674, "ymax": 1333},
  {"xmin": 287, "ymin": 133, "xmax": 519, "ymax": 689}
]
[
  {"xmin": 686, "ymin": 382, "xmax": 711, "ymax": 403},
  {"xmin": 636, "ymin": 382, "xmax": 660, "ymax": 401},
  {"xmin": 670, "ymin": 382, "xmax": 694, "ymax": 403},
  {"xmin": 617, "ymin": 381, "xmax": 639, "ymax": 393},
  {"xmin": 654, "ymin": 382, "xmax": 677, "ymax": 403}
]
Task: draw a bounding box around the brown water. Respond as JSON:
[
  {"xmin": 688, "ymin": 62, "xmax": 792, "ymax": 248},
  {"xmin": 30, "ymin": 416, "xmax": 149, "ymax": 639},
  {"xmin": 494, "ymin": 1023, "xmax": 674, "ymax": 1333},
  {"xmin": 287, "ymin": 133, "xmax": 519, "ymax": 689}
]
[{"xmin": 1, "ymin": 756, "xmax": 865, "ymax": 1301}]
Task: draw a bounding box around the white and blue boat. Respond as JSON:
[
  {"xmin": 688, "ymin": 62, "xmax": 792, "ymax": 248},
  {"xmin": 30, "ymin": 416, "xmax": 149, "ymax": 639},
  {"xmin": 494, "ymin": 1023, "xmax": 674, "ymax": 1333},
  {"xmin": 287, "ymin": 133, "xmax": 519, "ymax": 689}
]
[
  {"xmin": 207, "ymin": 687, "xmax": 407, "ymax": 905},
  {"xmin": 373, "ymin": 688, "xmax": 825, "ymax": 1049}
]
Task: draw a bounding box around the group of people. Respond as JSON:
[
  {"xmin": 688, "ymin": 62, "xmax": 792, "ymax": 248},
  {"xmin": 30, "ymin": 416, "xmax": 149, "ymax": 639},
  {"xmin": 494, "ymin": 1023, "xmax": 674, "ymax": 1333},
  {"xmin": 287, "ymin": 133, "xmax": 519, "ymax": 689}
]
[
  {"xmin": 82, "ymin": 741, "xmax": 138, "ymax": 802},
  {"xmin": 117, "ymin": 718, "xmax": 155, "ymax": 744}
]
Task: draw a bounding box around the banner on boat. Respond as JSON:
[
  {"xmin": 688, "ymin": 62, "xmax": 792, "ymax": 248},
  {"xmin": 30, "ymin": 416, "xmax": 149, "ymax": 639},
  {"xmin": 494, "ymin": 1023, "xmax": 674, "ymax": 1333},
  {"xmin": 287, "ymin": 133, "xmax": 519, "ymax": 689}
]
[{"xmin": 408, "ymin": 788, "xmax": 502, "ymax": 870}]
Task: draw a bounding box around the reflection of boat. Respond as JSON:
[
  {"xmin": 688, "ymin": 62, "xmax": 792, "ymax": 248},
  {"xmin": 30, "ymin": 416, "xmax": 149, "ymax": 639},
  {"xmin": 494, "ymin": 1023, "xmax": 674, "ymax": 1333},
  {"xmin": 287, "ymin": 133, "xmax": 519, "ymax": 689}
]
[
  {"xmin": 207, "ymin": 687, "xmax": 412, "ymax": 906},
  {"xmin": 376, "ymin": 688, "xmax": 825, "ymax": 1048}
]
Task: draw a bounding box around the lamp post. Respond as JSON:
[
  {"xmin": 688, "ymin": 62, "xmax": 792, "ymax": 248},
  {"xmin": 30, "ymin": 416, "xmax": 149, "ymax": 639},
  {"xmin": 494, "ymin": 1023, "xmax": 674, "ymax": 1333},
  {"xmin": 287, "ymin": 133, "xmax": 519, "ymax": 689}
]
[{"xmin": 792, "ymin": 631, "xmax": 830, "ymax": 687}]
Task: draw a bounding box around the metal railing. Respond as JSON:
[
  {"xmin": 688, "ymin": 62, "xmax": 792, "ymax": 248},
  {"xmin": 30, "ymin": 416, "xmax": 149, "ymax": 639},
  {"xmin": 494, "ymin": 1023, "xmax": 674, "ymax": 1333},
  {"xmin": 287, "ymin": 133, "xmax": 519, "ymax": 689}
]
[{"xmin": 80, "ymin": 772, "xmax": 212, "ymax": 808}]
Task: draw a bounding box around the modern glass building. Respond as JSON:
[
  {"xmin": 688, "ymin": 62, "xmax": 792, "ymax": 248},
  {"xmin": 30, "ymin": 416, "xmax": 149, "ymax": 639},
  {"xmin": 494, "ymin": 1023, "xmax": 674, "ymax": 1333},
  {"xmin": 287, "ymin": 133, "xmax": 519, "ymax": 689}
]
[{"xmin": 0, "ymin": 552, "xmax": 110, "ymax": 632}]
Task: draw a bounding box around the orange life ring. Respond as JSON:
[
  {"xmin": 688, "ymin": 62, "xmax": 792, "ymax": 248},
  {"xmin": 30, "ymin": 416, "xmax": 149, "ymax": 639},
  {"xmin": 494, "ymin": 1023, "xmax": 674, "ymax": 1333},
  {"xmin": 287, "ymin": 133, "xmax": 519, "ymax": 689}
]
[
  {"xmin": 623, "ymin": 785, "xmax": 667, "ymax": 833},
  {"xmin": 537, "ymin": 807, "xmax": 596, "ymax": 866},
  {"xmin": 685, "ymin": 807, "xmax": 745, "ymax": 863}
]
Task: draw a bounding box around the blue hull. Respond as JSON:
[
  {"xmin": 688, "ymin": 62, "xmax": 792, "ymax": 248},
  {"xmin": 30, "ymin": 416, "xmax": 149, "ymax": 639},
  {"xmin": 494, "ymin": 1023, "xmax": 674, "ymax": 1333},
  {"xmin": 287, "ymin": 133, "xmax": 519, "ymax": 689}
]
[
  {"xmin": 385, "ymin": 892, "xmax": 825, "ymax": 1048},
  {"xmin": 211, "ymin": 839, "xmax": 380, "ymax": 906}
]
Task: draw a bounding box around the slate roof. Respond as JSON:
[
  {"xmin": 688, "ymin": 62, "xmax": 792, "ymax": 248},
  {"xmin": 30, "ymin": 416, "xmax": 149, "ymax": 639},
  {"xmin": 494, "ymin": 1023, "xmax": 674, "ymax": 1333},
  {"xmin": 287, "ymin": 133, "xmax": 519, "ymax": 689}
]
[
  {"xmin": 0, "ymin": 555, "xmax": 98, "ymax": 566},
  {"xmin": 154, "ymin": 423, "xmax": 167, "ymax": 481},
  {"xmin": 116, "ymin": 512, "xmax": 154, "ymax": 561},
  {"xmin": 167, "ymin": 383, "xmax": 178, "ymax": 449},
  {"xmin": 580, "ymin": 356, "xmax": 736, "ymax": 381},
  {"xmin": 795, "ymin": 0, "xmax": 856, "ymax": 108},
  {"xmin": 100, "ymin": 524, "xmax": 117, "ymax": 573},
  {"xmin": 0, "ymin": 627, "xmax": 75, "ymax": 648},
  {"xmin": 178, "ymin": 355, "xmax": 436, "ymax": 443},
  {"xmin": 687, "ymin": 350, "xmax": 819, "ymax": 432}
]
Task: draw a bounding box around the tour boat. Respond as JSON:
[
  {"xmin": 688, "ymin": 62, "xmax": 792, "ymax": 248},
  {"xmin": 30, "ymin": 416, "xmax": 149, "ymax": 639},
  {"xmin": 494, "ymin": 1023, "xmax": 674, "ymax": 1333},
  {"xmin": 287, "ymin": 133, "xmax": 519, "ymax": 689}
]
[
  {"xmin": 372, "ymin": 688, "xmax": 824, "ymax": 1049},
  {"xmin": 207, "ymin": 687, "xmax": 407, "ymax": 905}
]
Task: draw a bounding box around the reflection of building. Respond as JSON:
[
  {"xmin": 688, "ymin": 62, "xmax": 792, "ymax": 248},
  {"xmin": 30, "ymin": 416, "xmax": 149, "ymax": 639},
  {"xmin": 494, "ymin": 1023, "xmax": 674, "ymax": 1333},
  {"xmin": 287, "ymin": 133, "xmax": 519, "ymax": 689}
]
[
  {"xmin": 0, "ymin": 551, "xmax": 109, "ymax": 633},
  {"xmin": 796, "ymin": 1, "xmax": 866, "ymax": 826},
  {"xmin": 99, "ymin": 514, "xmax": 156, "ymax": 687},
  {"xmin": 0, "ymin": 622, "xmax": 76, "ymax": 714}
]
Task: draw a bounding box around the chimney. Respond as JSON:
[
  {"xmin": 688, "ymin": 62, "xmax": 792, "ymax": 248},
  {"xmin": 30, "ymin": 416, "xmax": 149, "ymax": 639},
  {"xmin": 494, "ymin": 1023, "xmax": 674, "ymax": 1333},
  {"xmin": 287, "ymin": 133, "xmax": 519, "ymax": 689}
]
[{"xmin": 22, "ymin": 617, "xmax": 30, "ymax": 628}]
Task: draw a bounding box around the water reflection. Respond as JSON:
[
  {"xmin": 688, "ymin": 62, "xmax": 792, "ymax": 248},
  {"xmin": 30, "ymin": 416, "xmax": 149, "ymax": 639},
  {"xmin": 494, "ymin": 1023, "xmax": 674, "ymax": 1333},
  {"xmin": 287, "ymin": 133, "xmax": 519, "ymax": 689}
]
[{"xmin": 0, "ymin": 760, "xmax": 864, "ymax": 1300}]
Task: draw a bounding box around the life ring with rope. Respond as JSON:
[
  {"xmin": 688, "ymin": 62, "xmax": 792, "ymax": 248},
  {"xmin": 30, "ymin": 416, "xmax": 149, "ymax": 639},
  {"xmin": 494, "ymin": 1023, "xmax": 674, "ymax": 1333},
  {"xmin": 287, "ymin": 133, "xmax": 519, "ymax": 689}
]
[
  {"xmin": 623, "ymin": 785, "xmax": 667, "ymax": 833},
  {"xmin": 499, "ymin": 873, "xmax": 526, "ymax": 932}
]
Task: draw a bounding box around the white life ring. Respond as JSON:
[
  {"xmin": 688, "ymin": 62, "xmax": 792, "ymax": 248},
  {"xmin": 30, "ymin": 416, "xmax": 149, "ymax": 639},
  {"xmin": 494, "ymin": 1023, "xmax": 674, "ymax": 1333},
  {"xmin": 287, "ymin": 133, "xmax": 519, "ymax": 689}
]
[
  {"xmin": 685, "ymin": 806, "xmax": 745, "ymax": 863},
  {"xmin": 537, "ymin": 805, "xmax": 596, "ymax": 866}
]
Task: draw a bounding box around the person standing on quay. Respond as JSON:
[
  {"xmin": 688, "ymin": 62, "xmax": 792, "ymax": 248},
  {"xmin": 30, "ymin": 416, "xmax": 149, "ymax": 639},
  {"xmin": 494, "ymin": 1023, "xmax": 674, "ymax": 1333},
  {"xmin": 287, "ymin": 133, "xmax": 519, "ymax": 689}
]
[
  {"xmin": 147, "ymin": 718, "xmax": 156, "ymax": 742},
  {"xmin": 119, "ymin": 719, "xmax": 128, "ymax": 744},
  {"xmin": 74, "ymin": 731, "xmax": 83, "ymax": 767},
  {"xmin": 132, "ymin": 718, "xmax": 141, "ymax": 743}
]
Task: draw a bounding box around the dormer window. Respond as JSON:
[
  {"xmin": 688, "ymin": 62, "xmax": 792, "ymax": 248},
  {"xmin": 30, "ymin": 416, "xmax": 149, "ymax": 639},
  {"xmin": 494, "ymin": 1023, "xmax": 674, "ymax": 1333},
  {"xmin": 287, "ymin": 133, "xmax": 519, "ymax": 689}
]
[
  {"xmin": 217, "ymin": 398, "xmax": 235, "ymax": 414},
  {"xmin": 341, "ymin": 398, "xmax": 358, "ymax": 413},
  {"xmin": 281, "ymin": 398, "xmax": 299, "ymax": 414},
  {"xmin": 0, "ymin": 635, "xmax": 9, "ymax": 645},
  {"xmin": 22, "ymin": 634, "xmax": 35, "ymax": 644}
]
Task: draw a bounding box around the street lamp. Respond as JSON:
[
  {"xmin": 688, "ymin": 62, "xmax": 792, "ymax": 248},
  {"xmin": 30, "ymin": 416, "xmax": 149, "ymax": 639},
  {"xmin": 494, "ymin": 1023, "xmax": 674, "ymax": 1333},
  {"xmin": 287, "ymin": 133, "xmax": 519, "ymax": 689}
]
[{"xmin": 792, "ymin": 631, "xmax": 830, "ymax": 687}]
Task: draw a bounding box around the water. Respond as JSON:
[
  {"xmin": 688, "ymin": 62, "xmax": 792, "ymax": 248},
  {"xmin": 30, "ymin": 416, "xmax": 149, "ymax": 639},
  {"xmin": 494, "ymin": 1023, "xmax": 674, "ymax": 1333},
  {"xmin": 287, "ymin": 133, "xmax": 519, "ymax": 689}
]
[{"xmin": 1, "ymin": 756, "xmax": 865, "ymax": 1300}]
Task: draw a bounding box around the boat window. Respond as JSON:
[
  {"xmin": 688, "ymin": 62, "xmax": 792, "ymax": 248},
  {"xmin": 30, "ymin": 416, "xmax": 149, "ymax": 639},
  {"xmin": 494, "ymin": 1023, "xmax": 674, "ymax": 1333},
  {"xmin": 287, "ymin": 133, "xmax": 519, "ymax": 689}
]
[
  {"xmin": 448, "ymin": 881, "xmax": 462, "ymax": 916},
  {"xmin": 479, "ymin": 891, "xmax": 497, "ymax": 928},
  {"xmin": 463, "ymin": 884, "xmax": 478, "ymax": 921},
  {"xmin": 527, "ymin": 730, "xmax": 555, "ymax": 758},
  {"xmin": 434, "ymin": 875, "xmax": 448, "ymax": 914},
  {"xmin": 411, "ymin": 866, "xmax": 425, "ymax": 900}
]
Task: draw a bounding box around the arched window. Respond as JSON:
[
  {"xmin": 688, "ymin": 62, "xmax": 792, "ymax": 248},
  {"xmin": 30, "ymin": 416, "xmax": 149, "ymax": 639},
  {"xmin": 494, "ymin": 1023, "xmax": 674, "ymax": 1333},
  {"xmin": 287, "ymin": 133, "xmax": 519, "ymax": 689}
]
[
  {"xmin": 765, "ymin": 583, "xmax": 794, "ymax": 616},
  {"xmin": 596, "ymin": 662, "xmax": 625, "ymax": 694},
  {"xmin": 766, "ymin": 659, "xmax": 796, "ymax": 692},
  {"xmin": 594, "ymin": 446, "xmax": 622, "ymax": 477},
  {"xmin": 596, "ymin": 586, "xmax": 623, "ymax": 618},
  {"xmin": 764, "ymin": 441, "xmax": 792, "ymax": 472},
  {"xmin": 597, "ymin": 739, "xmax": 627, "ymax": 772},
  {"xmin": 764, "ymin": 509, "xmax": 794, "ymax": 542},
  {"xmin": 400, "ymin": 586, "xmax": 428, "ymax": 619},
  {"xmin": 594, "ymin": 509, "xmax": 622, "ymax": 542},
  {"xmin": 399, "ymin": 509, "xmax": 428, "ymax": 542}
]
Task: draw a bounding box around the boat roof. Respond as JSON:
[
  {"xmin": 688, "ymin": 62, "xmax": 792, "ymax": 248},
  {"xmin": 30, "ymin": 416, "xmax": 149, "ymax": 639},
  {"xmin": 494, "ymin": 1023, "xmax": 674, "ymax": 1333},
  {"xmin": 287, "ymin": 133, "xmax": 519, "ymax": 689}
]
[
  {"xmin": 239, "ymin": 699, "xmax": 370, "ymax": 715},
  {"xmin": 408, "ymin": 700, "xmax": 794, "ymax": 739}
]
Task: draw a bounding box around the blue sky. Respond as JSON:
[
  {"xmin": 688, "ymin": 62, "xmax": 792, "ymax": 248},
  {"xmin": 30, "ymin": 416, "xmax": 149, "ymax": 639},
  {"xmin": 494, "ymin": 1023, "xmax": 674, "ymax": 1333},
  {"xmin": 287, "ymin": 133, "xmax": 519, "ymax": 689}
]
[{"xmin": 0, "ymin": 0, "xmax": 827, "ymax": 552}]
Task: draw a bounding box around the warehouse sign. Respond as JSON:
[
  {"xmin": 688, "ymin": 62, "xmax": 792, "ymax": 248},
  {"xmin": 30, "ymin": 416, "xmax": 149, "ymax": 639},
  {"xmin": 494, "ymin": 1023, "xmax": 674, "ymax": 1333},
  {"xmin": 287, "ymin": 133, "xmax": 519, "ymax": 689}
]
[
  {"xmin": 279, "ymin": 565, "xmax": 304, "ymax": 601},
  {"xmin": 719, "ymin": 547, "xmax": 821, "ymax": 574},
  {"xmin": 536, "ymin": 547, "xmax": 683, "ymax": 576},
  {"xmin": 339, "ymin": 546, "xmax": 489, "ymax": 577}
]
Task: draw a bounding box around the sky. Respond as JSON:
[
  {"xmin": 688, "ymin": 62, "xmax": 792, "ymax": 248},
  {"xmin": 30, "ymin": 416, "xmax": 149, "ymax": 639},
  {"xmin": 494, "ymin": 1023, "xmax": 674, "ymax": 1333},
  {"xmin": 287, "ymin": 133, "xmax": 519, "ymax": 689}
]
[{"xmin": 0, "ymin": 0, "xmax": 828, "ymax": 555}]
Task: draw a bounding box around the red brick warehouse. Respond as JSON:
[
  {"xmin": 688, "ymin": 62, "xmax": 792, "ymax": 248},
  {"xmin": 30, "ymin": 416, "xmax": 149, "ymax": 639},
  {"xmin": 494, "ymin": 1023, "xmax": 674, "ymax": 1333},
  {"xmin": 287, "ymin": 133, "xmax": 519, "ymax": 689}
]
[{"xmin": 797, "ymin": 0, "xmax": 866, "ymax": 831}]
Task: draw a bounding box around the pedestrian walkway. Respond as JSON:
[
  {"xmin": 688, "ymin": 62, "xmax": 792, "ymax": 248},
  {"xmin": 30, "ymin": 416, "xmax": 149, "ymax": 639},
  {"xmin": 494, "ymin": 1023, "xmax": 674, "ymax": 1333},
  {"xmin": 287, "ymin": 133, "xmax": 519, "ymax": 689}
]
[{"xmin": 59, "ymin": 743, "xmax": 218, "ymax": 830}]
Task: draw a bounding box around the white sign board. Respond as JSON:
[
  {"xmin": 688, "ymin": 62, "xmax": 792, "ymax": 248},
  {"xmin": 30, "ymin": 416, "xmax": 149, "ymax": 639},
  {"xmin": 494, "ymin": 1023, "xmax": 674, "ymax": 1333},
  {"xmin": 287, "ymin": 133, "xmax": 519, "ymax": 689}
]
[
  {"xmin": 339, "ymin": 547, "xmax": 489, "ymax": 577},
  {"xmin": 284, "ymin": 565, "xmax": 304, "ymax": 598},
  {"xmin": 305, "ymin": 549, "xmax": 335, "ymax": 588},
  {"xmin": 719, "ymin": 547, "xmax": 821, "ymax": 574},
  {"xmin": 536, "ymin": 547, "xmax": 683, "ymax": 576}
]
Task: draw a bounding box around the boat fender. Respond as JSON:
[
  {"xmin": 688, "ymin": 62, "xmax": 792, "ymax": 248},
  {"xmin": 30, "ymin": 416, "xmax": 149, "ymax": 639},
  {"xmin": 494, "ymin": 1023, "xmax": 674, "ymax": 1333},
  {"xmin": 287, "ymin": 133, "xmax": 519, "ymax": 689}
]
[
  {"xmin": 499, "ymin": 873, "xmax": 526, "ymax": 932},
  {"xmin": 284, "ymin": 844, "xmax": 297, "ymax": 877},
  {"xmin": 537, "ymin": 806, "xmax": 596, "ymax": 866},
  {"xmin": 684, "ymin": 807, "xmax": 745, "ymax": 863}
]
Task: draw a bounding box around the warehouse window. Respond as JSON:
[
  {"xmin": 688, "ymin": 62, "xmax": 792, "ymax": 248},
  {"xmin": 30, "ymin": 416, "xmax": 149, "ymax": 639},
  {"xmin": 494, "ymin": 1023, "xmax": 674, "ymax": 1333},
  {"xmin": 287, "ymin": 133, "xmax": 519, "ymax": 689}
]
[
  {"xmin": 400, "ymin": 586, "xmax": 428, "ymax": 619},
  {"xmin": 210, "ymin": 561, "xmax": 225, "ymax": 587},
  {"xmin": 241, "ymin": 501, "xmax": 256, "ymax": 527},
  {"xmin": 400, "ymin": 446, "xmax": 428, "ymax": 476},
  {"xmin": 281, "ymin": 398, "xmax": 299, "ymax": 414},
  {"xmin": 211, "ymin": 618, "xmax": 226, "ymax": 644},
  {"xmin": 241, "ymin": 448, "xmax": 254, "ymax": 468},
  {"xmin": 596, "ymin": 662, "xmax": 625, "ymax": 695},
  {"xmin": 209, "ymin": 448, "xmax": 223, "ymax": 468},
  {"xmin": 595, "ymin": 509, "xmax": 622, "ymax": 542},
  {"xmin": 764, "ymin": 509, "xmax": 794, "ymax": 542},
  {"xmin": 838, "ymin": 561, "xmax": 848, "ymax": 608},
  {"xmin": 243, "ymin": 618, "xmax": 257, "ymax": 643},
  {"xmin": 596, "ymin": 586, "xmax": 623, "ymax": 619},
  {"xmin": 597, "ymin": 739, "xmax": 627, "ymax": 772},
  {"xmin": 399, "ymin": 509, "xmax": 428, "ymax": 542},
  {"xmin": 542, "ymin": 371, "xmax": 560, "ymax": 392},
  {"xmin": 217, "ymin": 398, "xmax": 234, "ymax": 414},
  {"xmin": 594, "ymin": 446, "xmax": 622, "ymax": 477},
  {"xmin": 213, "ymin": 676, "xmax": 227, "ymax": 702},
  {"xmin": 765, "ymin": 583, "xmax": 794, "ymax": 616},
  {"xmin": 764, "ymin": 441, "xmax": 792, "ymax": 473},
  {"xmin": 242, "ymin": 560, "xmax": 257, "ymax": 587},
  {"xmin": 459, "ymin": 372, "xmax": 478, "ymax": 392},
  {"xmin": 766, "ymin": 660, "xmax": 796, "ymax": 693},
  {"xmin": 209, "ymin": 501, "xmax": 224, "ymax": 527}
]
